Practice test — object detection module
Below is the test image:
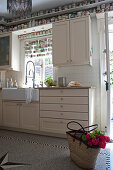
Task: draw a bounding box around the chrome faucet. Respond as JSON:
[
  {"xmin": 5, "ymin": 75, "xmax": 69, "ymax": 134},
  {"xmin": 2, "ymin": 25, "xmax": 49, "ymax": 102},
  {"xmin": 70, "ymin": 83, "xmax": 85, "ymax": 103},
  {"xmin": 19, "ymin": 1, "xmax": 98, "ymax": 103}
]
[{"xmin": 25, "ymin": 61, "xmax": 35, "ymax": 88}]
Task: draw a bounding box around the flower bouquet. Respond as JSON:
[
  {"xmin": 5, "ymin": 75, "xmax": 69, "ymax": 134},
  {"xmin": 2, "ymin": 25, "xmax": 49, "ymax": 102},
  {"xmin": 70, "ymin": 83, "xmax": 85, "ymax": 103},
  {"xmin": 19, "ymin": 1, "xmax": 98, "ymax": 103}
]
[
  {"xmin": 66, "ymin": 121, "xmax": 110, "ymax": 170},
  {"xmin": 82, "ymin": 129, "xmax": 110, "ymax": 149}
]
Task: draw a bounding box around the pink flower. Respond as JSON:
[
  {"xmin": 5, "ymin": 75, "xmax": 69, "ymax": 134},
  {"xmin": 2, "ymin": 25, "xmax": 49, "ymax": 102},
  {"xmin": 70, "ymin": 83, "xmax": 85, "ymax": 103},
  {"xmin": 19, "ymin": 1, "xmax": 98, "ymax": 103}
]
[
  {"xmin": 104, "ymin": 136, "xmax": 110, "ymax": 142},
  {"xmin": 86, "ymin": 134, "xmax": 91, "ymax": 140},
  {"xmin": 95, "ymin": 134, "xmax": 99, "ymax": 138},
  {"xmin": 99, "ymin": 135, "xmax": 106, "ymax": 142},
  {"xmin": 92, "ymin": 138, "xmax": 99, "ymax": 145},
  {"xmin": 99, "ymin": 142, "xmax": 106, "ymax": 149},
  {"xmin": 88, "ymin": 140, "xmax": 93, "ymax": 146}
]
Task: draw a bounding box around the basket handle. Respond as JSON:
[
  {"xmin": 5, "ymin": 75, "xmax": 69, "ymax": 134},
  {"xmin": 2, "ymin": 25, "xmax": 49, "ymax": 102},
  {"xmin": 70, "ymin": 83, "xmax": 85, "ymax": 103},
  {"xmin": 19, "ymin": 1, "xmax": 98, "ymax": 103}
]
[
  {"xmin": 67, "ymin": 121, "xmax": 85, "ymax": 132},
  {"xmin": 83, "ymin": 124, "xmax": 98, "ymax": 133},
  {"xmin": 67, "ymin": 121, "xmax": 98, "ymax": 133}
]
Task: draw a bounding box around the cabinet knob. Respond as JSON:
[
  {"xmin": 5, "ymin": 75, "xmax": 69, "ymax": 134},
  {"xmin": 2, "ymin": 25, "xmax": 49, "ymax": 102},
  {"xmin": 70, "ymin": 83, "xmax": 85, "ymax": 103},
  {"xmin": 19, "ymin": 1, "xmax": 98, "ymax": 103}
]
[
  {"xmin": 60, "ymin": 105, "xmax": 63, "ymax": 108},
  {"xmin": 61, "ymin": 97, "xmax": 63, "ymax": 100},
  {"xmin": 60, "ymin": 113, "xmax": 63, "ymax": 115},
  {"xmin": 70, "ymin": 59, "xmax": 72, "ymax": 62}
]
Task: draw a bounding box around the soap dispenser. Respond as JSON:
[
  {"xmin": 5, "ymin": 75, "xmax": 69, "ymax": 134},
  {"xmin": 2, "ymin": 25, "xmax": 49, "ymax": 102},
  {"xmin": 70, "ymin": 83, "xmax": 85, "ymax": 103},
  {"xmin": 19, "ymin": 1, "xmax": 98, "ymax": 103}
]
[
  {"xmin": 10, "ymin": 78, "xmax": 13, "ymax": 88},
  {"xmin": 14, "ymin": 80, "xmax": 18, "ymax": 88}
]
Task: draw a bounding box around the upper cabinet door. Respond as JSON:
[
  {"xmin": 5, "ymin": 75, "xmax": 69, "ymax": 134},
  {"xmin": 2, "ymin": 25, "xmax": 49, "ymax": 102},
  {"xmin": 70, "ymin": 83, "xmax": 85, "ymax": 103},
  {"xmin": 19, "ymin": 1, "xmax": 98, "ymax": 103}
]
[
  {"xmin": 0, "ymin": 33, "xmax": 11, "ymax": 69},
  {"xmin": 70, "ymin": 16, "xmax": 91, "ymax": 65},
  {"xmin": 0, "ymin": 32, "xmax": 20, "ymax": 71},
  {"xmin": 52, "ymin": 20, "xmax": 70, "ymax": 66}
]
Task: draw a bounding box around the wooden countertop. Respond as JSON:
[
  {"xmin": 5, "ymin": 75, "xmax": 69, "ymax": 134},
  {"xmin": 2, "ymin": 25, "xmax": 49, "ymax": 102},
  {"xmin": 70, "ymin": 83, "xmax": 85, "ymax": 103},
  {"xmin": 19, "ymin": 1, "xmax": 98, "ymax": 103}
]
[
  {"xmin": 0, "ymin": 86, "xmax": 95, "ymax": 90},
  {"xmin": 36, "ymin": 86, "xmax": 95, "ymax": 89}
]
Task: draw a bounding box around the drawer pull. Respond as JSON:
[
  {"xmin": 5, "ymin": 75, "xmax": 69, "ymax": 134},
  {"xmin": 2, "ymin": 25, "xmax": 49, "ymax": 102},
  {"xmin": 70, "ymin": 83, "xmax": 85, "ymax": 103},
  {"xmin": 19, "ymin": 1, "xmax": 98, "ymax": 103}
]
[
  {"xmin": 61, "ymin": 97, "xmax": 63, "ymax": 100},
  {"xmin": 60, "ymin": 113, "xmax": 63, "ymax": 115},
  {"xmin": 60, "ymin": 105, "xmax": 63, "ymax": 108}
]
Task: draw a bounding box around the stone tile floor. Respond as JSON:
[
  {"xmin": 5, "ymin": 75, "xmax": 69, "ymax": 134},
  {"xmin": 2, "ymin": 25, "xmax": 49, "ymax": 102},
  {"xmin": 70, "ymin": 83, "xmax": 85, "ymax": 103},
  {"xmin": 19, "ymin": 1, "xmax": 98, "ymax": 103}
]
[{"xmin": 106, "ymin": 143, "xmax": 113, "ymax": 170}]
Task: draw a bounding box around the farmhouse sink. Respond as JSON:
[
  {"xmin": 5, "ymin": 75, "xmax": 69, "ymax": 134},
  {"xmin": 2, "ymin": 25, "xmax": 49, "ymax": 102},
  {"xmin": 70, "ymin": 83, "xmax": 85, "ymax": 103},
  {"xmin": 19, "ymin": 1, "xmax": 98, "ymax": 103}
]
[{"xmin": 2, "ymin": 88, "xmax": 39, "ymax": 101}]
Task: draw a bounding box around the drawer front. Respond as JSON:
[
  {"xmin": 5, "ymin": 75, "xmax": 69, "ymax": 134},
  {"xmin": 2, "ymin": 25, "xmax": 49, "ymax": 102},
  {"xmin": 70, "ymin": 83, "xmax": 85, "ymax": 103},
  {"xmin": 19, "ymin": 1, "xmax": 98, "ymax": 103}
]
[
  {"xmin": 40, "ymin": 96, "xmax": 88, "ymax": 104},
  {"xmin": 40, "ymin": 111, "xmax": 88, "ymax": 120},
  {"xmin": 40, "ymin": 104, "xmax": 88, "ymax": 112},
  {"xmin": 40, "ymin": 118, "xmax": 88, "ymax": 134},
  {"xmin": 40, "ymin": 89, "xmax": 89, "ymax": 97}
]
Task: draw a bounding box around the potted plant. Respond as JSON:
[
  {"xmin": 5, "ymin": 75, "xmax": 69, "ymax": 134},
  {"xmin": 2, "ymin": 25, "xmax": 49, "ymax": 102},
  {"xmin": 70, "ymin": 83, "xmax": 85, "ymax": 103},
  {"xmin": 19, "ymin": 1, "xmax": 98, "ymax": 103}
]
[{"xmin": 44, "ymin": 76, "xmax": 56, "ymax": 87}]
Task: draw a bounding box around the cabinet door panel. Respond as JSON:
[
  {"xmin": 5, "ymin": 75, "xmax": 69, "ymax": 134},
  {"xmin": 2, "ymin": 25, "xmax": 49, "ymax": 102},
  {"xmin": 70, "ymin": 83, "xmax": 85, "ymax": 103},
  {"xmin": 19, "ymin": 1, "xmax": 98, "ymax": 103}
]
[
  {"xmin": 0, "ymin": 100, "xmax": 2, "ymax": 125},
  {"xmin": 70, "ymin": 16, "xmax": 90, "ymax": 65},
  {"xmin": 3, "ymin": 102, "xmax": 19, "ymax": 128},
  {"xmin": 20, "ymin": 103, "xmax": 39, "ymax": 131},
  {"xmin": 52, "ymin": 20, "xmax": 70, "ymax": 66}
]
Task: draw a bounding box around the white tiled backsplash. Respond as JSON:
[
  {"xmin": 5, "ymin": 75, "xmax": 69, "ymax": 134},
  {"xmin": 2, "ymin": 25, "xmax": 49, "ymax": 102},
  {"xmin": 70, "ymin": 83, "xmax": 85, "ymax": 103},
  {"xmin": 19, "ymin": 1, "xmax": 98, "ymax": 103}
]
[{"xmin": 5, "ymin": 70, "xmax": 22, "ymax": 88}]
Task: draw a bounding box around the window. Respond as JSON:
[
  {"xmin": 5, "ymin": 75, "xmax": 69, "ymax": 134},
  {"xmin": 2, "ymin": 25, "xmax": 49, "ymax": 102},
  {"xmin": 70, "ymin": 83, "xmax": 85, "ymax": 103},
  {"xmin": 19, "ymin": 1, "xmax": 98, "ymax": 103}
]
[{"xmin": 24, "ymin": 35, "xmax": 53, "ymax": 87}]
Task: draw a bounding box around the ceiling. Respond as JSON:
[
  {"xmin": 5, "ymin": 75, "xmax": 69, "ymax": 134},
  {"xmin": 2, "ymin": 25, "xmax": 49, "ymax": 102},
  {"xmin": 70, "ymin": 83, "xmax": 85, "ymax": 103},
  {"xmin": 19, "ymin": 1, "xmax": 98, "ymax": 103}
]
[{"xmin": 0, "ymin": 0, "xmax": 83, "ymax": 17}]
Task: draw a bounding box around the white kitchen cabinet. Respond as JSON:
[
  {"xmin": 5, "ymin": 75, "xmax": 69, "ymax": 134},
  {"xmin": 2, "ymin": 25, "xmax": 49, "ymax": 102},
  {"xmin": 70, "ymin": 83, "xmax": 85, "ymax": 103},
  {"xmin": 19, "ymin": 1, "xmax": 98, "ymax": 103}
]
[
  {"xmin": 52, "ymin": 16, "xmax": 91, "ymax": 66},
  {"xmin": 2, "ymin": 101, "xmax": 39, "ymax": 130},
  {"xmin": 20, "ymin": 103, "xmax": 39, "ymax": 131},
  {"xmin": 0, "ymin": 90, "xmax": 2, "ymax": 125},
  {"xmin": 0, "ymin": 32, "xmax": 20, "ymax": 71},
  {"xmin": 52, "ymin": 20, "xmax": 70, "ymax": 66},
  {"xmin": 40, "ymin": 88, "xmax": 95, "ymax": 135},
  {"xmin": 70, "ymin": 17, "xmax": 91, "ymax": 65},
  {"xmin": 0, "ymin": 100, "xmax": 2, "ymax": 126},
  {"xmin": 40, "ymin": 118, "xmax": 88, "ymax": 134},
  {"xmin": 3, "ymin": 102, "xmax": 20, "ymax": 128}
]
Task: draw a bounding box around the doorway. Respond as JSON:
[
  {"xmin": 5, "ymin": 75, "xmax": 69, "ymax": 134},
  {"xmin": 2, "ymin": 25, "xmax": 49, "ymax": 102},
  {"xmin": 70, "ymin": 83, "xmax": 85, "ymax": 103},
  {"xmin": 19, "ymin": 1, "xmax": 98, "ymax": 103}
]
[{"xmin": 109, "ymin": 24, "xmax": 113, "ymax": 140}]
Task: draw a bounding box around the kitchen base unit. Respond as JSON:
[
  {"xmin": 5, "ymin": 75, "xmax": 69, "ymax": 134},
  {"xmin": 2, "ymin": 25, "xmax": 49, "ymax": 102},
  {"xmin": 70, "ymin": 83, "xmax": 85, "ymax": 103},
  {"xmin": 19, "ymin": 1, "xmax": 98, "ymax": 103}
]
[
  {"xmin": 40, "ymin": 87, "xmax": 95, "ymax": 136},
  {"xmin": 0, "ymin": 90, "xmax": 2, "ymax": 126},
  {"xmin": 2, "ymin": 101, "xmax": 39, "ymax": 131}
]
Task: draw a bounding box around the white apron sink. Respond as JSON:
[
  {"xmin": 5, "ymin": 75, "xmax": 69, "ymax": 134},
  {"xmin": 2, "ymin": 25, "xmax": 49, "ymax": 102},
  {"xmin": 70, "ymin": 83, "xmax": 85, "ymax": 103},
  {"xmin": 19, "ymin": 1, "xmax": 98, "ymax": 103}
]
[{"xmin": 2, "ymin": 88, "xmax": 39, "ymax": 101}]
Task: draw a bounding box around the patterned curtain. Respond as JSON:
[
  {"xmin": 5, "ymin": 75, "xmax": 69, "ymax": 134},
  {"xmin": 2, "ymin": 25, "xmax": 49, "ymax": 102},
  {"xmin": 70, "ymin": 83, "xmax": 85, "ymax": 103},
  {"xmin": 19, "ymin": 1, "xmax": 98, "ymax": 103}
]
[{"xmin": 7, "ymin": 0, "xmax": 32, "ymax": 18}]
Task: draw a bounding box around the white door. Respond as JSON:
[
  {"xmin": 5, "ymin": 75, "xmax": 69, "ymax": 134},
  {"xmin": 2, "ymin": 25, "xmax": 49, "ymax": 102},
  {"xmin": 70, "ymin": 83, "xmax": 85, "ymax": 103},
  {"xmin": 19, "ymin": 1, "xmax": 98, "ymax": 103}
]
[{"xmin": 105, "ymin": 12, "xmax": 111, "ymax": 136}]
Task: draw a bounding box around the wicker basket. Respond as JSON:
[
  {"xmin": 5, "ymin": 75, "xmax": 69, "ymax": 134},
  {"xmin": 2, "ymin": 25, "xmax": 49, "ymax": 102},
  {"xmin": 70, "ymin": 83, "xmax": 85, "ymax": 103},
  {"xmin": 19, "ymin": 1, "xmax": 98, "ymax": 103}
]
[{"xmin": 66, "ymin": 121, "xmax": 100, "ymax": 170}]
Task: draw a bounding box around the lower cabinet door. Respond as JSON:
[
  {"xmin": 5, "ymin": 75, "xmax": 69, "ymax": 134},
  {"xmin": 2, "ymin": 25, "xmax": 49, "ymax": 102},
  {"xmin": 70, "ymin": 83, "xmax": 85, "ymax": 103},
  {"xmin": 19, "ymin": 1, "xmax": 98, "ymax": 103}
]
[
  {"xmin": 3, "ymin": 102, "xmax": 19, "ymax": 128},
  {"xmin": 40, "ymin": 118, "xmax": 88, "ymax": 134},
  {"xmin": 0, "ymin": 100, "xmax": 2, "ymax": 125},
  {"xmin": 20, "ymin": 103, "xmax": 39, "ymax": 131}
]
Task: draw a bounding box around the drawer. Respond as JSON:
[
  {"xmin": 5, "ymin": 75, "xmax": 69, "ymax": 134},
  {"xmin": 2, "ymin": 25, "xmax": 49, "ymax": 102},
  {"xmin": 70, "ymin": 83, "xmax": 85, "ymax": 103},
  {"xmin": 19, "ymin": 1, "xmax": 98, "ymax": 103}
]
[
  {"xmin": 40, "ymin": 89, "xmax": 89, "ymax": 97},
  {"xmin": 40, "ymin": 104, "xmax": 88, "ymax": 112},
  {"xmin": 40, "ymin": 111, "xmax": 88, "ymax": 120},
  {"xmin": 40, "ymin": 118, "xmax": 88, "ymax": 134},
  {"xmin": 40, "ymin": 96, "xmax": 88, "ymax": 104}
]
